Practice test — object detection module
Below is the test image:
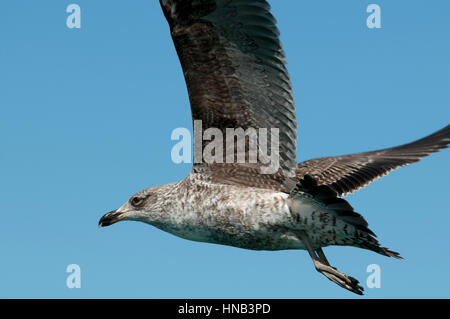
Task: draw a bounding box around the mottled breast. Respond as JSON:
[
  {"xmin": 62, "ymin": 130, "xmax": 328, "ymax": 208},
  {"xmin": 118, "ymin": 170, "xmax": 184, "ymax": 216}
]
[{"xmin": 157, "ymin": 177, "xmax": 304, "ymax": 250}]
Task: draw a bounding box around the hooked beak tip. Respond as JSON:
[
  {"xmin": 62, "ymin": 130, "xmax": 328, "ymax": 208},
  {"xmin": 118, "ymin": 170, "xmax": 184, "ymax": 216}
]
[{"xmin": 98, "ymin": 210, "xmax": 123, "ymax": 228}]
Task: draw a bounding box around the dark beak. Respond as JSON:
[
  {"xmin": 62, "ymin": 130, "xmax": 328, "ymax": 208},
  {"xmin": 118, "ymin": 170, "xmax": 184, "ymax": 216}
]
[{"xmin": 98, "ymin": 210, "xmax": 124, "ymax": 227}]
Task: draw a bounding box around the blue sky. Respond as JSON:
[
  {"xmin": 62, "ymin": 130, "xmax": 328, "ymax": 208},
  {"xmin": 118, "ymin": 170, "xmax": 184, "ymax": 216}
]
[{"xmin": 0, "ymin": 0, "xmax": 449, "ymax": 298}]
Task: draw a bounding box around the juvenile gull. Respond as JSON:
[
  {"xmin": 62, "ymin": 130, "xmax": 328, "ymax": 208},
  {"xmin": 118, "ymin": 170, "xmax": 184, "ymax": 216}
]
[{"xmin": 99, "ymin": 0, "xmax": 450, "ymax": 295}]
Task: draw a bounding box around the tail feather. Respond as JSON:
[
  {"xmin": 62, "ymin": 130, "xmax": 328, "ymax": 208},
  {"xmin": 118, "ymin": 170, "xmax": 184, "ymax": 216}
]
[
  {"xmin": 360, "ymin": 242, "xmax": 404, "ymax": 260},
  {"xmin": 291, "ymin": 175, "xmax": 402, "ymax": 258}
]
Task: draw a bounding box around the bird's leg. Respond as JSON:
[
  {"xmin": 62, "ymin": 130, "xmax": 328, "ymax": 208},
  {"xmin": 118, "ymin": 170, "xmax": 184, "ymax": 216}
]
[
  {"xmin": 315, "ymin": 247, "xmax": 330, "ymax": 265},
  {"xmin": 299, "ymin": 231, "xmax": 364, "ymax": 295}
]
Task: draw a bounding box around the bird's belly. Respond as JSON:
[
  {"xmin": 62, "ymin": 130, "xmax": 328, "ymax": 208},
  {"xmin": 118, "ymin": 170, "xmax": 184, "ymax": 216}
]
[
  {"xmin": 156, "ymin": 195, "xmax": 307, "ymax": 250},
  {"xmin": 168, "ymin": 222, "xmax": 306, "ymax": 251}
]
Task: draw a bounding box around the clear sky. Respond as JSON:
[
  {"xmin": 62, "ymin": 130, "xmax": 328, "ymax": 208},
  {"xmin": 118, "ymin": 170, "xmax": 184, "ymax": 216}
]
[{"xmin": 0, "ymin": 0, "xmax": 449, "ymax": 298}]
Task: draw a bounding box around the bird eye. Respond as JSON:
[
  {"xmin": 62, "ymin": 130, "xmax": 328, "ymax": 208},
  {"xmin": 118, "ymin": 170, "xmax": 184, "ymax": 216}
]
[{"xmin": 130, "ymin": 196, "xmax": 144, "ymax": 207}]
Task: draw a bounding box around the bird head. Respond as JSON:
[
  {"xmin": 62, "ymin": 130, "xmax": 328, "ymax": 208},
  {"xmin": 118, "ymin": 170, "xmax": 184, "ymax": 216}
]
[{"xmin": 98, "ymin": 185, "xmax": 170, "ymax": 228}]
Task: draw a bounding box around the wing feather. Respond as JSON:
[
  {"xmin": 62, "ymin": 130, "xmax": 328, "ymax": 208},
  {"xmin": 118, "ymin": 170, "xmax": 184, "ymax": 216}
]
[
  {"xmin": 160, "ymin": 0, "xmax": 297, "ymax": 183},
  {"xmin": 296, "ymin": 125, "xmax": 450, "ymax": 196}
]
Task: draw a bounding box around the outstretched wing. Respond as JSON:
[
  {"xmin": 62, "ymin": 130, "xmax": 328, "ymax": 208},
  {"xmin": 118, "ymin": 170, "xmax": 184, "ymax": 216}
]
[
  {"xmin": 160, "ymin": 0, "xmax": 297, "ymax": 187},
  {"xmin": 296, "ymin": 125, "xmax": 450, "ymax": 196}
]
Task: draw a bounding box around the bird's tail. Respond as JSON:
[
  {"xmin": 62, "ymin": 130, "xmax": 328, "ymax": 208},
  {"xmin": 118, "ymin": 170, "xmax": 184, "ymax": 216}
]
[{"xmin": 290, "ymin": 175, "xmax": 403, "ymax": 259}]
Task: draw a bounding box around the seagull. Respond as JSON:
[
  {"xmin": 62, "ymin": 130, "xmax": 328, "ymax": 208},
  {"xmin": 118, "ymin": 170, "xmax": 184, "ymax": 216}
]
[{"xmin": 99, "ymin": 0, "xmax": 449, "ymax": 295}]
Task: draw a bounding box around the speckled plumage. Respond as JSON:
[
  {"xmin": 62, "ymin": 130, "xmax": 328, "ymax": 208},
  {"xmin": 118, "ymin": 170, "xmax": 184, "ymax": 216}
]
[
  {"xmin": 99, "ymin": 0, "xmax": 450, "ymax": 295},
  {"xmin": 125, "ymin": 170, "xmax": 395, "ymax": 254},
  {"xmin": 133, "ymin": 171, "xmax": 297, "ymax": 251}
]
